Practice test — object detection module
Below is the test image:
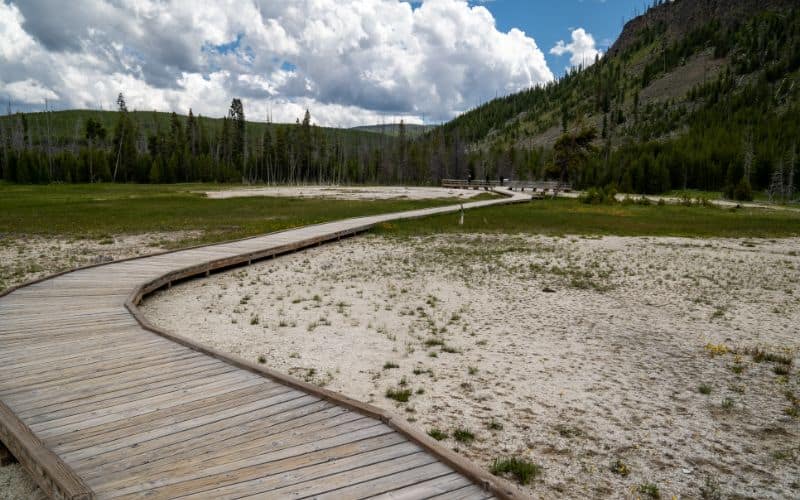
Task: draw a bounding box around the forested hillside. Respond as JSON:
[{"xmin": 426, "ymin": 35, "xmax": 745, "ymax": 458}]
[
  {"xmin": 437, "ymin": 0, "xmax": 800, "ymax": 200},
  {"xmin": 0, "ymin": 98, "xmax": 439, "ymax": 185}
]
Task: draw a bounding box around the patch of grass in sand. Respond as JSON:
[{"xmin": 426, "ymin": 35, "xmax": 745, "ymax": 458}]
[
  {"xmin": 699, "ymin": 475, "xmax": 723, "ymax": 500},
  {"xmin": 427, "ymin": 428, "xmax": 448, "ymax": 441},
  {"xmin": 740, "ymin": 347, "xmax": 793, "ymax": 366},
  {"xmin": 704, "ymin": 343, "xmax": 729, "ymax": 357},
  {"xmin": 698, "ymin": 384, "xmax": 713, "ymax": 395},
  {"xmin": 385, "ymin": 387, "xmax": 412, "ymax": 403},
  {"xmin": 490, "ymin": 457, "xmax": 541, "ymax": 485},
  {"xmin": 423, "ymin": 338, "xmax": 444, "ymax": 347},
  {"xmin": 0, "ymin": 183, "xmax": 457, "ymax": 245},
  {"xmin": 638, "ymin": 483, "xmax": 661, "ymax": 499},
  {"xmin": 382, "ymin": 361, "xmax": 399, "ymax": 370},
  {"xmin": 452, "ymin": 428, "xmax": 475, "ymax": 444},
  {"xmin": 610, "ymin": 459, "xmax": 630, "ymax": 476},
  {"xmin": 488, "ymin": 420, "xmax": 504, "ymax": 431},
  {"xmin": 374, "ymin": 198, "xmax": 800, "ymax": 239}
]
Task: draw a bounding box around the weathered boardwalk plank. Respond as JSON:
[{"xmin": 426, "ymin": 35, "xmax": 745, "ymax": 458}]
[{"xmin": 0, "ymin": 190, "xmax": 530, "ymax": 499}]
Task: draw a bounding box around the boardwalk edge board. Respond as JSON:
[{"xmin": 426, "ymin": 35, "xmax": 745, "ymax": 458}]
[
  {"xmin": 0, "ymin": 402, "xmax": 93, "ymax": 500},
  {"xmin": 2, "ymin": 188, "xmax": 531, "ymax": 500}
]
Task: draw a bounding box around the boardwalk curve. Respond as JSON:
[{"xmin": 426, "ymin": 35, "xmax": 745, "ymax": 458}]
[{"xmin": 0, "ymin": 190, "xmax": 530, "ymax": 499}]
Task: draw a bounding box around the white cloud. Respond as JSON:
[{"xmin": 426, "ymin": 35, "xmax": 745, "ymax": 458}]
[
  {"xmin": 550, "ymin": 28, "xmax": 602, "ymax": 69},
  {"xmin": 2, "ymin": 78, "xmax": 59, "ymax": 103},
  {"xmin": 0, "ymin": 0, "xmax": 554, "ymax": 126}
]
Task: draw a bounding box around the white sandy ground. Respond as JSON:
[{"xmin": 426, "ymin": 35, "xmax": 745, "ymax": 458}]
[
  {"xmin": 0, "ymin": 231, "xmax": 203, "ymax": 292},
  {"xmin": 142, "ymin": 233, "xmax": 800, "ymax": 499},
  {"xmin": 0, "ymin": 230, "xmax": 201, "ymax": 498},
  {"xmin": 203, "ymin": 185, "xmax": 500, "ymax": 200}
]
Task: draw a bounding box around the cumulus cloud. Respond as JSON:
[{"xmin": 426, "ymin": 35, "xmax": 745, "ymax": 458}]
[
  {"xmin": 0, "ymin": 0, "xmax": 555, "ymax": 126},
  {"xmin": 550, "ymin": 28, "xmax": 602, "ymax": 69}
]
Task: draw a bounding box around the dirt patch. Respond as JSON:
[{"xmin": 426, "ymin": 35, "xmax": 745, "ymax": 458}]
[
  {"xmin": 203, "ymin": 186, "xmax": 498, "ymax": 200},
  {"xmin": 143, "ymin": 233, "xmax": 800, "ymax": 499}
]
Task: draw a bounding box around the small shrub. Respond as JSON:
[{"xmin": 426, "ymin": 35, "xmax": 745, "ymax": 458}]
[
  {"xmin": 452, "ymin": 428, "xmax": 475, "ymax": 444},
  {"xmin": 383, "ymin": 361, "xmax": 399, "ymax": 370},
  {"xmin": 257, "ymin": 355, "xmax": 266, "ymax": 364},
  {"xmin": 721, "ymin": 398, "xmax": 734, "ymax": 410},
  {"xmin": 700, "ymin": 475, "xmax": 722, "ymax": 500},
  {"xmin": 488, "ymin": 420, "xmax": 504, "ymax": 431},
  {"xmin": 698, "ymin": 384, "xmax": 712, "ymax": 395},
  {"xmin": 742, "ymin": 347, "xmax": 792, "ymax": 365},
  {"xmin": 468, "ymin": 366, "xmax": 478, "ymax": 375},
  {"xmin": 490, "ymin": 457, "xmax": 541, "ymax": 485},
  {"xmin": 428, "ymin": 428, "xmax": 448, "ymax": 440},
  {"xmin": 704, "ymin": 343, "xmax": 729, "ymax": 357},
  {"xmin": 385, "ymin": 387, "xmax": 412, "ymax": 403},
  {"xmin": 774, "ymin": 365, "xmax": 790, "ymax": 376},
  {"xmin": 250, "ymin": 316, "xmax": 259, "ymax": 325},
  {"xmin": 639, "ymin": 483, "xmax": 660, "ymax": 499},
  {"xmin": 423, "ymin": 338, "xmax": 444, "ymax": 347},
  {"xmin": 610, "ymin": 459, "xmax": 629, "ymax": 476}
]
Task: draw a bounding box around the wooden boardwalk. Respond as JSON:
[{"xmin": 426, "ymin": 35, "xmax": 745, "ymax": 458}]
[{"xmin": 0, "ymin": 191, "xmax": 530, "ymax": 500}]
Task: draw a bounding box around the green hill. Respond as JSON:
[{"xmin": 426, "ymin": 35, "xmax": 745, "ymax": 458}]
[
  {"xmin": 436, "ymin": 0, "xmax": 800, "ymax": 199},
  {"xmin": 0, "ymin": 109, "xmax": 383, "ymax": 149},
  {"xmin": 351, "ymin": 123, "xmax": 434, "ymax": 138}
]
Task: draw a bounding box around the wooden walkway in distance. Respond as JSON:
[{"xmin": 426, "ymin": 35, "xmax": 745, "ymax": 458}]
[{"xmin": 0, "ymin": 191, "xmax": 530, "ymax": 500}]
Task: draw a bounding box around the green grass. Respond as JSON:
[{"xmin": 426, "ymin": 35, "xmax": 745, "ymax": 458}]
[
  {"xmin": 452, "ymin": 428, "xmax": 475, "ymax": 444},
  {"xmin": 374, "ymin": 198, "xmax": 800, "ymax": 239},
  {"xmin": 638, "ymin": 483, "xmax": 661, "ymax": 499},
  {"xmin": 490, "ymin": 457, "xmax": 541, "ymax": 485},
  {"xmin": 385, "ymin": 387, "xmax": 412, "ymax": 403},
  {"xmin": 427, "ymin": 428, "xmax": 448, "ymax": 441},
  {"xmin": 0, "ymin": 183, "xmax": 456, "ymax": 246}
]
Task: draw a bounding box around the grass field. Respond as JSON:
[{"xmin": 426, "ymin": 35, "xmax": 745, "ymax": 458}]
[
  {"xmin": 376, "ymin": 198, "xmax": 800, "ymax": 238},
  {"xmin": 2, "ymin": 184, "xmax": 799, "ymax": 246},
  {"xmin": 0, "ymin": 183, "xmax": 457, "ymax": 247}
]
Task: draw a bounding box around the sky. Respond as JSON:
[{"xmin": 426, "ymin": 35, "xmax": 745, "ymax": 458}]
[{"xmin": 0, "ymin": 0, "xmax": 647, "ymax": 127}]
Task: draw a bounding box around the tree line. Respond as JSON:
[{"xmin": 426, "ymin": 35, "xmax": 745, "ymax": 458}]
[{"xmin": 0, "ymin": 95, "xmax": 472, "ymax": 186}]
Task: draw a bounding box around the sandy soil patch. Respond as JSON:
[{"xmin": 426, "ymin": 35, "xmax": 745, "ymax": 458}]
[
  {"xmin": 203, "ymin": 185, "xmax": 498, "ymax": 200},
  {"xmin": 0, "ymin": 231, "xmax": 202, "ymax": 291},
  {"xmin": 142, "ymin": 233, "xmax": 800, "ymax": 499},
  {"xmin": 0, "ymin": 463, "xmax": 43, "ymax": 500}
]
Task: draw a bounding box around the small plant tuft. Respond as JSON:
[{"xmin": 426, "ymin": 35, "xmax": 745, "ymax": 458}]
[
  {"xmin": 385, "ymin": 387, "xmax": 412, "ymax": 403},
  {"xmin": 638, "ymin": 483, "xmax": 660, "ymax": 499},
  {"xmin": 610, "ymin": 459, "xmax": 629, "ymax": 476},
  {"xmin": 452, "ymin": 428, "xmax": 475, "ymax": 444},
  {"xmin": 490, "ymin": 457, "xmax": 541, "ymax": 485},
  {"xmin": 427, "ymin": 428, "xmax": 448, "ymax": 441}
]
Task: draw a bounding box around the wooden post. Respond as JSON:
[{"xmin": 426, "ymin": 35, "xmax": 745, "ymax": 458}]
[{"xmin": 0, "ymin": 441, "xmax": 16, "ymax": 465}]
